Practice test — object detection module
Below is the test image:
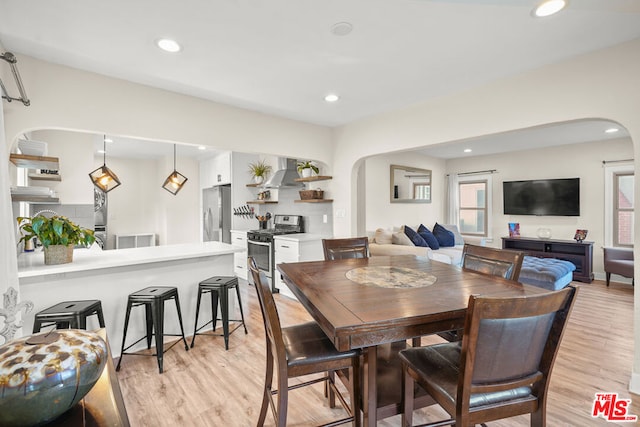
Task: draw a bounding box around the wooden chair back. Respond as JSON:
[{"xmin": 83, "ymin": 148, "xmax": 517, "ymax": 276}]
[
  {"xmin": 322, "ymin": 237, "xmax": 370, "ymax": 260},
  {"xmin": 458, "ymin": 285, "xmax": 578, "ymax": 423},
  {"xmin": 461, "ymin": 243, "xmax": 524, "ymax": 281},
  {"xmin": 248, "ymin": 257, "xmax": 287, "ymax": 373}
]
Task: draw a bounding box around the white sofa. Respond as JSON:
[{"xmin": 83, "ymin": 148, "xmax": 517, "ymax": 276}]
[{"xmin": 368, "ymin": 225, "xmax": 484, "ymax": 266}]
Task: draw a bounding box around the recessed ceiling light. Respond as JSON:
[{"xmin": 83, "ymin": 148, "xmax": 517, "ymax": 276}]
[
  {"xmin": 325, "ymin": 94, "xmax": 340, "ymax": 103},
  {"xmin": 104, "ymin": 137, "xmax": 113, "ymax": 143},
  {"xmin": 464, "ymin": 148, "xmax": 472, "ymax": 153},
  {"xmin": 532, "ymin": 0, "xmax": 567, "ymax": 18},
  {"xmin": 605, "ymin": 127, "xmax": 620, "ymax": 134},
  {"xmin": 97, "ymin": 149, "xmax": 106, "ymax": 154},
  {"xmin": 198, "ymin": 146, "xmax": 206, "ymax": 150},
  {"xmin": 331, "ymin": 22, "xmax": 353, "ymax": 36},
  {"xmin": 156, "ymin": 38, "xmax": 181, "ymax": 53}
]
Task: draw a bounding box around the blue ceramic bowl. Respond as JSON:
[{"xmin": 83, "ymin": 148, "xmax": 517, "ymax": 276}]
[{"xmin": 0, "ymin": 329, "xmax": 108, "ymax": 426}]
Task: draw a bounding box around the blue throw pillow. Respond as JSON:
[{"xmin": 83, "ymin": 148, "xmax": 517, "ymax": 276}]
[
  {"xmin": 417, "ymin": 224, "xmax": 440, "ymax": 250},
  {"xmin": 404, "ymin": 225, "xmax": 428, "ymax": 247},
  {"xmin": 433, "ymin": 222, "xmax": 455, "ymax": 247}
]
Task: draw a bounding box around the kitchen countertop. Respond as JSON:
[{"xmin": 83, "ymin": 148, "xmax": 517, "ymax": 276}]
[
  {"xmin": 273, "ymin": 233, "xmax": 330, "ymax": 242},
  {"xmin": 17, "ymin": 241, "xmax": 242, "ymax": 279}
]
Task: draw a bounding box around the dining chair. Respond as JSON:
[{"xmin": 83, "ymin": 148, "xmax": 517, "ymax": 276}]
[
  {"xmin": 322, "ymin": 237, "xmax": 369, "ymax": 260},
  {"xmin": 436, "ymin": 243, "xmax": 526, "ymax": 343},
  {"xmin": 461, "ymin": 243, "xmax": 525, "ymax": 281},
  {"xmin": 399, "ymin": 285, "xmax": 578, "ymax": 427},
  {"xmin": 247, "ymin": 257, "xmax": 361, "ymax": 427}
]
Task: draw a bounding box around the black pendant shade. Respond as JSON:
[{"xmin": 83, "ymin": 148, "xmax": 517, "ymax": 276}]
[
  {"xmin": 162, "ymin": 144, "xmax": 188, "ymax": 195},
  {"xmin": 89, "ymin": 136, "xmax": 121, "ymax": 193}
]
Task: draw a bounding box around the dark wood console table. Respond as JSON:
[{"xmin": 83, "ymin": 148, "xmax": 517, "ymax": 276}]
[{"xmin": 502, "ymin": 237, "xmax": 594, "ymax": 283}]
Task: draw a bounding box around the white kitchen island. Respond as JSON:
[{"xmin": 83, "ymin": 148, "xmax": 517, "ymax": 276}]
[{"xmin": 18, "ymin": 242, "xmax": 245, "ymax": 357}]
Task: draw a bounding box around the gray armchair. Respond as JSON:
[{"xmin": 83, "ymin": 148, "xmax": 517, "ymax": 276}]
[{"xmin": 603, "ymin": 247, "xmax": 634, "ymax": 287}]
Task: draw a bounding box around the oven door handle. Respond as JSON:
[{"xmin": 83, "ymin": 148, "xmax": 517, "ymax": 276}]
[{"xmin": 248, "ymin": 240, "xmax": 271, "ymax": 247}]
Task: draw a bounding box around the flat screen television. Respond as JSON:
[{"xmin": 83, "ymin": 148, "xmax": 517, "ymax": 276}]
[{"xmin": 503, "ymin": 178, "xmax": 580, "ymax": 216}]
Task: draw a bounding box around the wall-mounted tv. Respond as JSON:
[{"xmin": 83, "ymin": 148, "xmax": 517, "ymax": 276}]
[{"xmin": 503, "ymin": 178, "xmax": 580, "ymax": 216}]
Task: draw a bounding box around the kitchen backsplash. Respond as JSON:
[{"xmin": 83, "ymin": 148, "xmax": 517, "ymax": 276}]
[
  {"xmin": 30, "ymin": 203, "xmax": 94, "ymax": 230},
  {"xmin": 252, "ymin": 189, "xmax": 333, "ymax": 236}
]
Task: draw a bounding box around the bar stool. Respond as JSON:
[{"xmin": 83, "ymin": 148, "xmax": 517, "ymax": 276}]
[
  {"xmin": 33, "ymin": 300, "xmax": 105, "ymax": 333},
  {"xmin": 190, "ymin": 276, "xmax": 247, "ymax": 350},
  {"xmin": 116, "ymin": 286, "xmax": 189, "ymax": 374}
]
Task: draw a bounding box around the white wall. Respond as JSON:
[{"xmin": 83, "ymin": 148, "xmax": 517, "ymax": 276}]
[
  {"xmin": 29, "ymin": 129, "xmax": 94, "ymax": 204},
  {"xmin": 102, "ymin": 154, "xmax": 200, "ymax": 248},
  {"xmin": 445, "ymin": 137, "xmax": 634, "ymax": 275},
  {"xmin": 365, "ymin": 151, "xmax": 446, "ymax": 232},
  {"xmin": 2, "ymin": 55, "xmax": 333, "ymax": 165}
]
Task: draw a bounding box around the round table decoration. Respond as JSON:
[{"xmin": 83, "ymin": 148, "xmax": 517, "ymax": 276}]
[{"xmin": 0, "ymin": 329, "xmax": 108, "ymax": 427}]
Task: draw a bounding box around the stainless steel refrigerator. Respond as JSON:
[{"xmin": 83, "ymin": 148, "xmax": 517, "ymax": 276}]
[{"xmin": 202, "ymin": 184, "xmax": 231, "ymax": 244}]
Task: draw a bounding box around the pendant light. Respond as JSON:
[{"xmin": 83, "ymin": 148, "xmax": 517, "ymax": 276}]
[
  {"xmin": 89, "ymin": 135, "xmax": 121, "ymax": 193},
  {"xmin": 162, "ymin": 144, "xmax": 188, "ymax": 195}
]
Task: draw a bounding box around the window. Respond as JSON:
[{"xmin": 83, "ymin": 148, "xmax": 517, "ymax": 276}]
[
  {"xmin": 604, "ymin": 162, "xmax": 634, "ymax": 248},
  {"xmin": 459, "ymin": 180, "xmax": 487, "ymax": 236},
  {"xmin": 614, "ymin": 172, "xmax": 634, "ymax": 246}
]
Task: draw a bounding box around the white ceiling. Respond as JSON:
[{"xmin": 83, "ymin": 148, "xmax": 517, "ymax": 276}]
[{"xmin": 1, "ymin": 0, "xmax": 639, "ymax": 159}]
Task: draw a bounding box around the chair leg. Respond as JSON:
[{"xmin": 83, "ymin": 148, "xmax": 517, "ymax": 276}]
[
  {"xmin": 276, "ymin": 370, "xmax": 288, "ymax": 427},
  {"xmin": 351, "ymin": 357, "xmax": 361, "ymax": 427},
  {"xmin": 328, "ymin": 371, "xmax": 336, "ymax": 408},
  {"xmin": 173, "ymin": 293, "xmax": 189, "ymax": 351},
  {"xmin": 402, "ymin": 368, "xmax": 414, "ymax": 427},
  {"xmin": 190, "ymin": 287, "xmax": 204, "ymax": 348},
  {"xmin": 211, "ymin": 289, "xmax": 219, "ymax": 331},
  {"xmin": 154, "ymin": 299, "xmax": 164, "ymax": 373},
  {"xmin": 145, "ymin": 303, "xmax": 153, "ymax": 349},
  {"xmin": 116, "ymin": 299, "xmax": 134, "ymax": 372},
  {"xmin": 235, "ymin": 284, "xmax": 248, "ymax": 334},
  {"xmin": 97, "ymin": 306, "xmax": 106, "ymax": 328},
  {"xmin": 257, "ymin": 345, "xmax": 274, "ymax": 427},
  {"xmin": 221, "ymin": 285, "xmax": 230, "ymax": 350},
  {"xmin": 606, "ymin": 272, "xmax": 611, "ymax": 287}
]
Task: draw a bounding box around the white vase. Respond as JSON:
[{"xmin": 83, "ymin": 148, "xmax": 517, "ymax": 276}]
[
  {"xmin": 254, "ymin": 176, "xmax": 264, "ymax": 184},
  {"xmin": 301, "ymin": 168, "xmax": 313, "ymax": 178}
]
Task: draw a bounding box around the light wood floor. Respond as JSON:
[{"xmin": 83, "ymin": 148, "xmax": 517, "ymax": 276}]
[{"xmin": 115, "ymin": 279, "xmax": 639, "ymax": 426}]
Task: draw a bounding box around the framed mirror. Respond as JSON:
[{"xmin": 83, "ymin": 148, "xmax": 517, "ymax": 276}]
[{"xmin": 390, "ymin": 164, "xmax": 432, "ymax": 203}]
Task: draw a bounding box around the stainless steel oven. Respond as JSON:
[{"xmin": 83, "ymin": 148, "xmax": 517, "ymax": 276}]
[
  {"xmin": 247, "ymin": 239, "xmax": 272, "ymax": 279},
  {"xmin": 247, "ymin": 214, "xmax": 303, "ymax": 292}
]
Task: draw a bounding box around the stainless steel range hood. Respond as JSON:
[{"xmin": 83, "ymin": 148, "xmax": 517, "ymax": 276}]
[{"xmin": 263, "ymin": 158, "xmax": 304, "ymax": 188}]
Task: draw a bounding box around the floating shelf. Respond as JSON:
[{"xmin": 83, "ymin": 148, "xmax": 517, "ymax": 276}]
[
  {"xmin": 11, "ymin": 195, "xmax": 60, "ymax": 204},
  {"xmin": 294, "ymin": 199, "xmax": 333, "ymax": 203},
  {"xmin": 246, "ymin": 183, "xmax": 262, "ymax": 187},
  {"xmin": 10, "ymin": 153, "xmax": 60, "ymax": 170},
  {"xmin": 294, "ymin": 175, "xmax": 332, "ymax": 182},
  {"xmin": 247, "ymin": 200, "xmax": 278, "ymax": 204},
  {"xmin": 28, "ymin": 173, "xmax": 62, "ymax": 182}
]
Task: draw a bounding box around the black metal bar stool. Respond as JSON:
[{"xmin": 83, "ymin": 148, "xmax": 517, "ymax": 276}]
[
  {"xmin": 191, "ymin": 276, "xmax": 247, "ymax": 350},
  {"xmin": 116, "ymin": 286, "xmax": 189, "ymax": 374},
  {"xmin": 33, "ymin": 300, "xmax": 105, "ymax": 332}
]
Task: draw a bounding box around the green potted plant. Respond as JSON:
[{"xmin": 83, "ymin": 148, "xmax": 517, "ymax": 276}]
[
  {"xmin": 17, "ymin": 215, "xmax": 96, "ymax": 265},
  {"xmin": 248, "ymin": 159, "xmax": 273, "ymax": 184},
  {"xmin": 297, "ymin": 160, "xmax": 319, "ymax": 178}
]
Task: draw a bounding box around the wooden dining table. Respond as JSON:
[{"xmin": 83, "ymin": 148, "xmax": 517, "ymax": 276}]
[{"xmin": 277, "ymin": 254, "xmax": 549, "ymax": 426}]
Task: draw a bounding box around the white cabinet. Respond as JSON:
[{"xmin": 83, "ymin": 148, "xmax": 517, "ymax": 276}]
[
  {"xmin": 230, "ymin": 230, "xmax": 248, "ymax": 280},
  {"xmin": 200, "ymin": 152, "xmax": 231, "ymax": 188},
  {"xmin": 115, "ymin": 233, "xmax": 156, "ymax": 249},
  {"xmin": 274, "ymin": 235, "xmax": 325, "ymax": 300}
]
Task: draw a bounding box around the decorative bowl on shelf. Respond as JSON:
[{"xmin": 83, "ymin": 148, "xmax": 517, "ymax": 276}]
[
  {"xmin": 537, "ymin": 228, "xmax": 552, "ymax": 239},
  {"xmin": 0, "ymin": 329, "xmax": 108, "ymax": 427}
]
